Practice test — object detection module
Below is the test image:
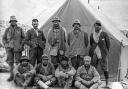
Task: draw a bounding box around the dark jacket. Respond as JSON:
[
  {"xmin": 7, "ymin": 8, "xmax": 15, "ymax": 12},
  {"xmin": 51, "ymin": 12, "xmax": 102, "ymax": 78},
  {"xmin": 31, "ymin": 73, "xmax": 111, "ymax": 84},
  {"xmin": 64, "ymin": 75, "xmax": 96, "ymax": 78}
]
[
  {"xmin": 89, "ymin": 31, "xmax": 110, "ymax": 58},
  {"xmin": 24, "ymin": 28, "xmax": 46, "ymax": 49}
]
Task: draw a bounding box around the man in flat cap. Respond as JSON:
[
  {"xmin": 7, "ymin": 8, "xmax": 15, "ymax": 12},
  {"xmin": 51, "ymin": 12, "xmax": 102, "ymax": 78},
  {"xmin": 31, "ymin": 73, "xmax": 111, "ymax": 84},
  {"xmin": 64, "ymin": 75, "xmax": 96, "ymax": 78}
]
[
  {"xmin": 89, "ymin": 20, "xmax": 110, "ymax": 87},
  {"xmin": 34, "ymin": 54, "xmax": 56, "ymax": 89},
  {"xmin": 55, "ymin": 55, "xmax": 76, "ymax": 89},
  {"xmin": 2, "ymin": 16, "xmax": 25, "ymax": 81},
  {"xmin": 48, "ymin": 17, "xmax": 67, "ymax": 69},
  {"xmin": 13, "ymin": 56, "xmax": 35, "ymax": 89},
  {"xmin": 24, "ymin": 19, "xmax": 46, "ymax": 66},
  {"xmin": 75, "ymin": 56, "xmax": 101, "ymax": 89},
  {"xmin": 67, "ymin": 19, "xmax": 88, "ymax": 70}
]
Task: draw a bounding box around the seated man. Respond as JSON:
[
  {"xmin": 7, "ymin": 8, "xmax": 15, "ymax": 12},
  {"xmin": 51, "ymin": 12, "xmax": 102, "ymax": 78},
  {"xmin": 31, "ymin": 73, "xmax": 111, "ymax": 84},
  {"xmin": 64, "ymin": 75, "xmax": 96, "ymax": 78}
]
[
  {"xmin": 13, "ymin": 56, "xmax": 35, "ymax": 89},
  {"xmin": 55, "ymin": 55, "xmax": 76, "ymax": 89},
  {"xmin": 34, "ymin": 54, "xmax": 56, "ymax": 89},
  {"xmin": 75, "ymin": 56, "xmax": 101, "ymax": 89}
]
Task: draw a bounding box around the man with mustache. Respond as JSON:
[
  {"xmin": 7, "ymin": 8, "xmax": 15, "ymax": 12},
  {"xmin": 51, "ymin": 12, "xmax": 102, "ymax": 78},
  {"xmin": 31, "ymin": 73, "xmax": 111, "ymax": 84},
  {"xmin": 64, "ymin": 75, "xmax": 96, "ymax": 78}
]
[
  {"xmin": 75, "ymin": 56, "xmax": 101, "ymax": 89},
  {"xmin": 13, "ymin": 56, "xmax": 35, "ymax": 89},
  {"xmin": 48, "ymin": 17, "xmax": 67, "ymax": 69},
  {"xmin": 89, "ymin": 20, "xmax": 110, "ymax": 87},
  {"xmin": 55, "ymin": 55, "xmax": 76, "ymax": 89},
  {"xmin": 24, "ymin": 19, "xmax": 46, "ymax": 66},
  {"xmin": 67, "ymin": 19, "xmax": 88, "ymax": 70},
  {"xmin": 34, "ymin": 54, "xmax": 56, "ymax": 89},
  {"xmin": 2, "ymin": 16, "xmax": 25, "ymax": 81}
]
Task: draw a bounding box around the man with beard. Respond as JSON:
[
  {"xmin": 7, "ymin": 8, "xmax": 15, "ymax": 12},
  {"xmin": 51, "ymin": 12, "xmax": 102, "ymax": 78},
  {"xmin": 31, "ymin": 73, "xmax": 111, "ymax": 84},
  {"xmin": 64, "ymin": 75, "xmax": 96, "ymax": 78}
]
[
  {"xmin": 2, "ymin": 16, "xmax": 25, "ymax": 81},
  {"xmin": 75, "ymin": 56, "xmax": 101, "ymax": 89},
  {"xmin": 48, "ymin": 17, "xmax": 67, "ymax": 69},
  {"xmin": 67, "ymin": 19, "xmax": 88, "ymax": 70},
  {"xmin": 89, "ymin": 20, "xmax": 110, "ymax": 87},
  {"xmin": 24, "ymin": 19, "xmax": 46, "ymax": 66},
  {"xmin": 55, "ymin": 56, "xmax": 76, "ymax": 89},
  {"xmin": 34, "ymin": 54, "xmax": 56, "ymax": 89},
  {"xmin": 13, "ymin": 56, "xmax": 35, "ymax": 89}
]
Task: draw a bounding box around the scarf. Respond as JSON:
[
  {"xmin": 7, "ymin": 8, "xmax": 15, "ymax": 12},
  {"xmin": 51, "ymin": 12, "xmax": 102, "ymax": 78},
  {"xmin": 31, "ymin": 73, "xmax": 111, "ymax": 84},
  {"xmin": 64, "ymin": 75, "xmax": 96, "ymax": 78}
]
[
  {"xmin": 93, "ymin": 28, "xmax": 102, "ymax": 43},
  {"xmin": 93, "ymin": 28, "xmax": 102, "ymax": 59}
]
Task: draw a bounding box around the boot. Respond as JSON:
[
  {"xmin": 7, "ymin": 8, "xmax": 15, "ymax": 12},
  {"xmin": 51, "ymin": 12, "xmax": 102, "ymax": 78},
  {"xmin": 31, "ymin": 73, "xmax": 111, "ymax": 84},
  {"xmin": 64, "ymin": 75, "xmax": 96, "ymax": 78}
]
[
  {"xmin": 7, "ymin": 65, "xmax": 14, "ymax": 82},
  {"xmin": 7, "ymin": 72, "xmax": 14, "ymax": 82}
]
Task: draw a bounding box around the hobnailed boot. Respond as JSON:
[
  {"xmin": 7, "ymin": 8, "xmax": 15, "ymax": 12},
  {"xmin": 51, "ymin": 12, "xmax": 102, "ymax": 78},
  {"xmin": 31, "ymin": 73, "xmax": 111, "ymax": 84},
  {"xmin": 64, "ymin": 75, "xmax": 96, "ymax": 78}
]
[{"xmin": 7, "ymin": 72, "xmax": 14, "ymax": 82}]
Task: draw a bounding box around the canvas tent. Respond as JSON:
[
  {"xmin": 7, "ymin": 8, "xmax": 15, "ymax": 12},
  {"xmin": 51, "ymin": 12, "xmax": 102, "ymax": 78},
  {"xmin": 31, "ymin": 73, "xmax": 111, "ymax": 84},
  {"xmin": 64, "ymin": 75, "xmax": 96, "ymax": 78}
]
[{"xmin": 34, "ymin": 0, "xmax": 128, "ymax": 80}]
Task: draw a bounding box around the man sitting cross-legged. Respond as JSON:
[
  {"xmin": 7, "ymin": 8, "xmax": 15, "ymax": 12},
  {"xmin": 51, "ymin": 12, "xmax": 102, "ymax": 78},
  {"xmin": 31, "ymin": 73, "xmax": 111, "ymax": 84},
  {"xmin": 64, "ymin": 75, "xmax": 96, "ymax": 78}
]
[
  {"xmin": 34, "ymin": 54, "xmax": 56, "ymax": 89},
  {"xmin": 75, "ymin": 56, "xmax": 101, "ymax": 89},
  {"xmin": 13, "ymin": 56, "xmax": 35, "ymax": 89},
  {"xmin": 55, "ymin": 55, "xmax": 76, "ymax": 89}
]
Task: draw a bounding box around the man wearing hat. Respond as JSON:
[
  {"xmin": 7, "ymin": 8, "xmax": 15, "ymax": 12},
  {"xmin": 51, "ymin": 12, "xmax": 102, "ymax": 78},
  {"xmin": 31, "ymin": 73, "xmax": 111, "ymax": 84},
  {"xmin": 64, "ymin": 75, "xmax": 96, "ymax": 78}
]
[
  {"xmin": 24, "ymin": 19, "xmax": 46, "ymax": 66},
  {"xmin": 34, "ymin": 54, "xmax": 56, "ymax": 89},
  {"xmin": 75, "ymin": 56, "xmax": 101, "ymax": 89},
  {"xmin": 2, "ymin": 16, "xmax": 25, "ymax": 81},
  {"xmin": 55, "ymin": 55, "xmax": 76, "ymax": 89},
  {"xmin": 48, "ymin": 17, "xmax": 67, "ymax": 69},
  {"xmin": 13, "ymin": 56, "xmax": 35, "ymax": 89},
  {"xmin": 89, "ymin": 20, "xmax": 110, "ymax": 87},
  {"xmin": 67, "ymin": 19, "xmax": 88, "ymax": 70}
]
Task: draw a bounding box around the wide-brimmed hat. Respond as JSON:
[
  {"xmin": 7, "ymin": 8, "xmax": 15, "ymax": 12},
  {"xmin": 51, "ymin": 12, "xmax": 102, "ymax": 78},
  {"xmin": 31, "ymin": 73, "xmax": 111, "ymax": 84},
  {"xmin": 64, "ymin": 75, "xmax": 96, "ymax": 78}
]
[
  {"xmin": 9, "ymin": 16, "xmax": 18, "ymax": 23},
  {"xmin": 72, "ymin": 19, "xmax": 81, "ymax": 27},
  {"xmin": 52, "ymin": 17, "xmax": 61, "ymax": 23},
  {"xmin": 20, "ymin": 56, "xmax": 29, "ymax": 62},
  {"xmin": 94, "ymin": 20, "xmax": 101, "ymax": 26},
  {"xmin": 41, "ymin": 54, "xmax": 49, "ymax": 60}
]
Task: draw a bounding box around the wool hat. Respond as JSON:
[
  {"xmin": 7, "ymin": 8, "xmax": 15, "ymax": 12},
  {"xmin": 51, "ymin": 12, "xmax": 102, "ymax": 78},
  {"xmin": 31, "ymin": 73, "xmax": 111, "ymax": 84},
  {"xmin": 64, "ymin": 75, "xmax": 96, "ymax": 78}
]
[
  {"xmin": 41, "ymin": 54, "xmax": 49, "ymax": 60},
  {"xmin": 52, "ymin": 17, "xmax": 61, "ymax": 23},
  {"xmin": 9, "ymin": 16, "xmax": 18, "ymax": 23},
  {"xmin": 20, "ymin": 56, "xmax": 29, "ymax": 62},
  {"xmin": 73, "ymin": 19, "xmax": 81, "ymax": 27}
]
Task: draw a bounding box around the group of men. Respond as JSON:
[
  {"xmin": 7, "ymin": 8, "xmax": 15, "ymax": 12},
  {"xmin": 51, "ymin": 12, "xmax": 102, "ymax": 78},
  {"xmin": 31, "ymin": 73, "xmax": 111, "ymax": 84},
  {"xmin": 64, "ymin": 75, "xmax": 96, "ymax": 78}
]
[{"xmin": 2, "ymin": 15, "xmax": 110, "ymax": 89}]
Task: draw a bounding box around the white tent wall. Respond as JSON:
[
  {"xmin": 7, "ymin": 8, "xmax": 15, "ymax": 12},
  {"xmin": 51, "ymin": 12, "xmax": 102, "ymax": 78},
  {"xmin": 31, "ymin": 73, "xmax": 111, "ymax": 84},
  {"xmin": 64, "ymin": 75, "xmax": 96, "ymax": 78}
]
[{"xmin": 120, "ymin": 46, "xmax": 128, "ymax": 80}]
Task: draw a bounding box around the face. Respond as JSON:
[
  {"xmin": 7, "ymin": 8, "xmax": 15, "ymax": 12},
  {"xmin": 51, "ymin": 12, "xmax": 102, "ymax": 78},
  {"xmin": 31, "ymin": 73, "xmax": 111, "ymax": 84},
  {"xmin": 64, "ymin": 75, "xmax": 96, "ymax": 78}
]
[
  {"xmin": 21, "ymin": 60, "xmax": 28, "ymax": 66},
  {"xmin": 84, "ymin": 58, "xmax": 91, "ymax": 67},
  {"xmin": 74, "ymin": 24, "xmax": 80, "ymax": 30},
  {"xmin": 42, "ymin": 59, "xmax": 48, "ymax": 66},
  {"xmin": 94, "ymin": 24, "xmax": 101, "ymax": 33},
  {"xmin": 53, "ymin": 21, "xmax": 59, "ymax": 29},
  {"xmin": 10, "ymin": 20, "xmax": 17, "ymax": 26},
  {"xmin": 61, "ymin": 60, "xmax": 68, "ymax": 68},
  {"xmin": 32, "ymin": 21, "xmax": 39, "ymax": 29}
]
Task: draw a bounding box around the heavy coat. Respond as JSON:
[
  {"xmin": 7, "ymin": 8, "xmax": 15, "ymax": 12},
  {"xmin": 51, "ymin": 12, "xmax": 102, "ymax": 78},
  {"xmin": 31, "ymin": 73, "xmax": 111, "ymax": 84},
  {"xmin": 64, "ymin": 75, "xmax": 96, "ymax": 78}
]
[
  {"xmin": 67, "ymin": 29, "xmax": 88, "ymax": 56},
  {"xmin": 2, "ymin": 25, "xmax": 25, "ymax": 52}
]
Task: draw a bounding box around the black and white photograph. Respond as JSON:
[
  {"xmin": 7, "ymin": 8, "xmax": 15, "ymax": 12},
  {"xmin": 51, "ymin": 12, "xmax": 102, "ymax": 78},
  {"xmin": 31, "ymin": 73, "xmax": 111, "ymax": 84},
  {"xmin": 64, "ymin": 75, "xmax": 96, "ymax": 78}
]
[{"xmin": 0, "ymin": 0, "xmax": 128, "ymax": 89}]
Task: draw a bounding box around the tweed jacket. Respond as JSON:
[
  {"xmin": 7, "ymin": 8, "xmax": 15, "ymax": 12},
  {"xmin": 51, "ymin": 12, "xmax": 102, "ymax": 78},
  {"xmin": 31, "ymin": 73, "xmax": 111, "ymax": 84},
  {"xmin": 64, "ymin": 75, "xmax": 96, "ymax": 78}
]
[{"xmin": 24, "ymin": 28, "xmax": 46, "ymax": 50}]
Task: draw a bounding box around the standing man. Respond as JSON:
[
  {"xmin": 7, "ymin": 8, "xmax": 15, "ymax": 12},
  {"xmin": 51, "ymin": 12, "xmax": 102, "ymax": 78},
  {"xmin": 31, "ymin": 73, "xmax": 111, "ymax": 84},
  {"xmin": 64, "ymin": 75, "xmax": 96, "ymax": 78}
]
[
  {"xmin": 55, "ymin": 56, "xmax": 76, "ymax": 89},
  {"xmin": 2, "ymin": 16, "xmax": 25, "ymax": 81},
  {"xmin": 48, "ymin": 17, "xmax": 67, "ymax": 69},
  {"xmin": 67, "ymin": 19, "xmax": 88, "ymax": 70},
  {"xmin": 34, "ymin": 54, "xmax": 56, "ymax": 89},
  {"xmin": 75, "ymin": 56, "xmax": 101, "ymax": 89},
  {"xmin": 24, "ymin": 19, "xmax": 46, "ymax": 67},
  {"xmin": 89, "ymin": 20, "xmax": 110, "ymax": 87}
]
